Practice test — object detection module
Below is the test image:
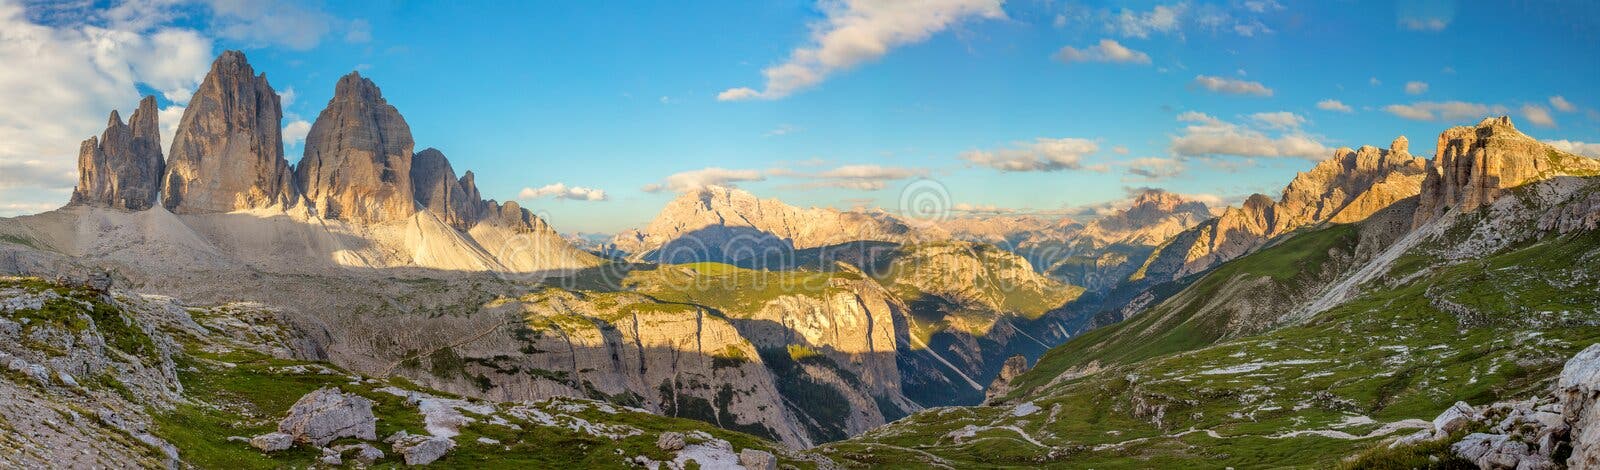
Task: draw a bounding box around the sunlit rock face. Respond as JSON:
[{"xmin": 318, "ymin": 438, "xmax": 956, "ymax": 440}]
[{"xmin": 162, "ymin": 50, "xmax": 299, "ymax": 214}]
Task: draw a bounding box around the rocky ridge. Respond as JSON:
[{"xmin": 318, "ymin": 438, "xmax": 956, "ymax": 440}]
[
  {"xmin": 70, "ymin": 96, "xmax": 164, "ymax": 211},
  {"xmin": 612, "ymin": 185, "xmax": 938, "ymax": 264}
]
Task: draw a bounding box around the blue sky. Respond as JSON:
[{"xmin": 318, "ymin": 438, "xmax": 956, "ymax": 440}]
[{"xmin": 2, "ymin": 0, "xmax": 1598, "ymax": 233}]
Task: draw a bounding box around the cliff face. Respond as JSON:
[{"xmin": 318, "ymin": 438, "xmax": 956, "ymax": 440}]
[
  {"xmin": 296, "ymin": 72, "xmax": 417, "ymax": 224},
  {"xmin": 71, "ymin": 96, "xmax": 164, "ymax": 211},
  {"xmin": 1414, "ymin": 116, "xmax": 1600, "ymax": 228},
  {"xmin": 410, "ymin": 148, "xmax": 477, "ymax": 230},
  {"xmin": 162, "ymin": 50, "xmax": 298, "ymax": 213},
  {"xmin": 1141, "ymin": 136, "xmax": 1427, "ymax": 282}
]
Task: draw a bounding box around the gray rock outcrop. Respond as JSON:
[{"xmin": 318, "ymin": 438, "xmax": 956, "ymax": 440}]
[
  {"xmin": 410, "ymin": 148, "xmax": 479, "ymax": 230},
  {"xmin": 1562, "ymin": 343, "xmax": 1600, "ymax": 469},
  {"xmin": 392, "ymin": 434, "xmax": 454, "ymax": 465},
  {"xmin": 162, "ymin": 50, "xmax": 298, "ymax": 213},
  {"xmin": 277, "ymin": 387, "xmax": 378, "ymax": 446},
  {"xmin": 738, "ymin": 448, "xmax": 778, "ymax": 470},
  {"xmin": 985, "ymin": 354, "xmax": 1030, "ymax": 403},
  {"xmin": 249, "ymin": 432, "xmax": 293, "ymax": 452},
  {"xmin": 296, "ymin": 72, "xmax": 416, "ymax": 224},
  {"xmin": 71, "ymin": 96, "xmax": 164, "ymax": 210}
]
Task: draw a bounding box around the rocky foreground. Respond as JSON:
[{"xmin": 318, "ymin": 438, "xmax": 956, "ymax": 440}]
[{"xmin": 0, "ymin": 276, "xmax": 815, "ymax": 468}]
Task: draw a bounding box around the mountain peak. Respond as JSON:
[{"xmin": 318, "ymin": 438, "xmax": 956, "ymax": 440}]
[
  {"xmin": 163, "ymin": 50, "xmax": 298, "ymax": 213},
  {"xmin": 296, "ymin": 71, "xmax": 415, "ymax": 224}
]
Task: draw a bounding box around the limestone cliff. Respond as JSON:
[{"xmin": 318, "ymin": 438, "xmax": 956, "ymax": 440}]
[
  {"xmin": 162, "ymin": 50, "xmax": 298, "ymax": 213},
  {"xmin": 70, "ymin": 96, "xmax": 163, "ymax": 211},
  {"xmin": 296, "ymin": 72, "xmax": 417, "ymax": 224},
  {"xmin": 410, "ymin": 148, "xmax": 477, "ymax": 230},
  {"xmin": 1140, "ymin": 136, "xmax": 1426, "ymax": 283},
  {"xmin": 1414, "ymin": 116, "xmax": 1600, "ymax": 228}
]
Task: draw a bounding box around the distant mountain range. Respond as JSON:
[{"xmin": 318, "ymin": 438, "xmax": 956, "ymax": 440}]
[{"xmin": 4, "ymin": 49, "xmax": 1600, "ymax": 468}]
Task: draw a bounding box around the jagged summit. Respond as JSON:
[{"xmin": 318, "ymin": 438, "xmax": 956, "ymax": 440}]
[
  {"xmin": 612, "ymin": 185, "xmax": 931, "ymax": 262},
  {"xmin": 1413, "ymin": 115, "xmax": 1600, "ymax": 227},
  {"xmin": 71, "ymin": 96, "xmax": 163, "ymax": 211}
]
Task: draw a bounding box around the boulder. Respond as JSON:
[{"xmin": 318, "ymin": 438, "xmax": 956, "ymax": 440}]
[
  {"xmin": 249, "ymin": 432, "xmax": 293, "ymax": 452},
  {"xmin": 656, "ymin": 431, "xmax": 685, "ymax": 451},
  {"xmin": 392, "ymin": 434, "xmax": 454, "ymax": 466},
  {"xmin": 1560, "ymin": 343, "xmax": 1600, "ymax": 469},
  {"xmin": 163, "ymin": 50, "xmax": 299, "ymax": 213},
  {"xmin": 985, "ymin": 354, "xmax": 1031, "ymax": 403},
  {"xmin": 277, "ymin": 387, "xmax": 378, "ymax": 446},
  {"xmin": 1434, "ymin": 401, "xmax": 1479, "ymax": 437},
  {"xmin": 296, "ymin": 71, "xmax": 417, "ymax": 224},
  {"xmin": 1451, "ymin": 433, "xmax": 1540, "ymax": 469},
  {"xmin": 738, "ymin": 448, "xmax": 777, "ymax": 470}
]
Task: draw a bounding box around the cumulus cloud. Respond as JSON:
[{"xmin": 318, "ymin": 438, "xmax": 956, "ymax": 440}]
[
  {"xmin": 519, "ymin": 183, "xmax": 608, "ymax": 201},
  {"xmin": 1546, "ymin": 140, "xmax": 1600, "ymax": 158},
  {"xmin": 1169, "ymin": 112, "xmax": 1329, "ymax": 160},
  {"xmin": 1399, "ymin": 16, "xmax": 1449, "ymax": 31},
  {"xmin": 717, "ymin": 0, "xmax": 1004, "ymax": 101},
  {"xmin": 1317, "ymin": 99, "xmax": 1353, "ymax": 113},
  {"xmin": 1550, "ymin": 96, "xmax": 1577, "ymax": 113},
  {"xmin": 1521, "ymin": 104, "xmax": 1556, "ymax": 128},
  {"xmin": 1192, "ymin": 75, "xmax": 1272, "ymax": 96},
  {"xmin": 1110, "ymin": 3, "xmax": 1183, "ymax": 38},
  {"xmin": 281, "ymin": 119, "xmax": 312, "ymax": 146},
  {"xmin": 644, "ymin": 167, "xmax": 767, "ymax": 192},
  {"xmin": 1249, "ymin": 111, "xmax": 1306, "ymax": 130},
  {"xmin": 1053, "ymin": 39, "xmax": 1151, "ymax": 65},
  {"xmin": 1124, "ymin": 157, "xmax": 1185, "ymax": 179},
  {"xmin": 1404, "ymin": 81, "xmax": 1429, "ymax": 95},
  {"xmin": 1383, "ymin": 101, "xmax": 1509, "ymax": 122},
  {"xmin": 961, "ymin": 138, "xmax": 1104, "ymax": 172},
  {"xmin": 0, "ymin": 1, "xmax": 213, "ymax": 215}
]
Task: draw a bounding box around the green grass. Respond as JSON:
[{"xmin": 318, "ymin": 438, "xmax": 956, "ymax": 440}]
[
  {"xmin": 825, "ymin": 215, "xmax": 1600, "ymax": 468},
  {"xmin": 1009, "ymin": 224, "xmax": 1361, "ymax": 396}
]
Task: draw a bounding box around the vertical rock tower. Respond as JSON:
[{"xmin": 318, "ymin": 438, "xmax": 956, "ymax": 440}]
[
  {"xmin": 71, "ymin": 96, "xmax": 164, "ymax": 210},
  {"xmin": 162, "ymin": 50, "xmax": 298, "ymax": 213},
  {"xmin": 296, "ymin": 72, "xmax": 416, "ymax": 224}
]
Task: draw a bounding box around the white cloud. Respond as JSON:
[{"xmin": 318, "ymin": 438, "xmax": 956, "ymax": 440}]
[
  {"xmin": 1110, "ymin": 3, "xmax": 1183, "ymax": 38},
  {"xmin": 204, "ymin": 0, "xmax": 336, "ymax": 50},
  {"xmin": 1169, "ymin": 112, "xmax": 1329, "ymax": 160},
  {"xmin": 1521, "ymin": 104, "xmax": 1556, "ymax": 128},
  {"xmin": 716, "ymin": 87, "xmax": 760, "ymax": 102},
  {"xmin": 961, "ymin": 138, "xmax": 1103, "ymax": 172},
  {"xmin": 646, "ymin": 167, "xmax": 766, "ymax": 192},
  {"xmin": 1317, "ymin": 99, "xmax": 1353, "ymax": 113},
  {"xmin": 0, "ymin": 1, "xmax": 212, "ymax": 214},
  {"xmin": 1404, "ymin": 81, "xmax": 1429, "ymax": 95},
  {"xmin": 717, "ymin": 0, "xmax": 1004, "ymax": 101},
  {"xmin": 1383, "ymin": 101, "xmax": 1509, "ymax": 122},
  {"xmin": 1112, "ymin": 146, "xmax": 1130, "ymax": 155},
  {"xmin": 279, "ymin": 86, "xmax": 297, "ymax": 107},
  {"xmin": 1124, "ymin": 157, "xmax": 1185, "ymax": 179},
  {"xmin": 775, "ymin": 164, "xmax": 928, "ymax": 190},
  {"xmin": 1550, "ymin": 96, "xmax": 1577, "ymax": 113},
  {"xmin": 1399, "ymin": 16, "xmax": 1449, "ymax": 31},
  {"xmin": 1369, "ymin": 77, "xmax": 1381, "ymax": 86},
  {"xmin": 344, "ymin": 18, "xmax": 372, "ymax": 43},
  {"xmin": 519, "ymin": 183, "xmax": 608, "ymax": 201},
  {"xmin": 1053, "ymin": 39, "xmax": 1151, "ymax": 65},
  {"xmin": 1249, "ymin": 111, "xmax": 1306, "ymax": 130},
  {"xmin": 282, "ymin": 119, "xmax": 312, "ymax": 146},
  {"xmin": 1546, "ymin": 140, "xmax": 1600, "ymax": 158},
  {"xmin": 1192, "ymin": 75, "xmax": 1272, "ymax": 96}
]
